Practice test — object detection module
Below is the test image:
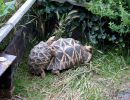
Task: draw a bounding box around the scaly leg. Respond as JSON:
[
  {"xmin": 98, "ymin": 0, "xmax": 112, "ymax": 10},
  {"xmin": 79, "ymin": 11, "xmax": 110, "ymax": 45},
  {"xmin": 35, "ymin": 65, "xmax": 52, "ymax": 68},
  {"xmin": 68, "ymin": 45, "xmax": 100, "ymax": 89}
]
[
  {"xmin": 51, "ymin": 70, "xmax": 60, "ymax": 76},
  {"xmin": 40, "ymin": 68, "xmax": 46, "ymax": 78}
]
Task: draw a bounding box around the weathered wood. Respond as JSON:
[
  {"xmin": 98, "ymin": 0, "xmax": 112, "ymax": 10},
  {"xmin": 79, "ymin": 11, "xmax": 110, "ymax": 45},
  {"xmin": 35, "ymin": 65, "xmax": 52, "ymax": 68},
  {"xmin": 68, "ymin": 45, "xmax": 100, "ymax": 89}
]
[
  {"xmin": 0, "ymin": 54, "xmax": 16, "ymax": 77},
  {"xmin": 0, "ymin": 0, "xmax": 36, "ymax": 43},
  {"xmin": 0, "ymin": 66, "xmax": 14, "ymax": 98},
  {"xmin": 4, "ymin": 28, "xmax": 26, "ymax": 62},
  {"xmin": 0, "ymin": 26, "xmax": 28, "ymax": 99}
]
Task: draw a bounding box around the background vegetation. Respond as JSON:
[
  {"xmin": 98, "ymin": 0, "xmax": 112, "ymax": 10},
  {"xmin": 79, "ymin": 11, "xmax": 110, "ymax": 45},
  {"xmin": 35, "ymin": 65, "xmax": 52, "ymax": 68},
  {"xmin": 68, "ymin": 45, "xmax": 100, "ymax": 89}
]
[
  {"xmin": 0, "ymin": 0, "xmax": 130, "ymax": 99},
  {"xmin": 14, "ymin": 41, "xmax": 130, "ymax": 99},
  {"xmin": 0, "ymin": 0, "xmax": 16, "ymax": 51},
  {"xmin": 34, "ymin": 0, "xmax": 130, "ymax": 47}
]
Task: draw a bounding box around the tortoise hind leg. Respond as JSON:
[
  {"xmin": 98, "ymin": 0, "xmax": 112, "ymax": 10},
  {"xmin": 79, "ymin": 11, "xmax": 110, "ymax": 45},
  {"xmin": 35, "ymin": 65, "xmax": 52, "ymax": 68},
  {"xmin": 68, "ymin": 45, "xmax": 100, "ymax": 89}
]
[
  {"xmin": 51, "ymin": 70, "xmax": 60, "ymax": 76},
  {"xmin": 40, "ymin": 70, "xmax": 46, "ymax": 78},
  {"xmin": 39, "ymin": 67, "xmax": 46, "ymax": 78}
]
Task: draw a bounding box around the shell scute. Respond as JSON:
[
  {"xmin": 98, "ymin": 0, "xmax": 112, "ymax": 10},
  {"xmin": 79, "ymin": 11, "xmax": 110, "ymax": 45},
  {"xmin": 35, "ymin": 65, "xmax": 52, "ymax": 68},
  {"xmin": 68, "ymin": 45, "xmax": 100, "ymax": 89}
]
[
  {"xmin": 47, "ymin": 38, "xmax": 91, "ymax": 71},
  {"xmin": 28, "ymin": 41, "xmax": 52, "ymax": 75}
]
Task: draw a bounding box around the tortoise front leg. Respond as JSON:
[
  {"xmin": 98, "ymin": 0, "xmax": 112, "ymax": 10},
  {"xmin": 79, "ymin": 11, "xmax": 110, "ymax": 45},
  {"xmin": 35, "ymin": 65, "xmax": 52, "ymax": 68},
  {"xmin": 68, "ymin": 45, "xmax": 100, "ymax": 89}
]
[
  {"xmin": 48, "ymin": 46, "xmax": 56, "ymax": 57},
  {"xmin": 51, "ymin": 70, "xmax": 60, "ymax": 76},
  {"xmin": 84, "ymin": 52, "xmax": 92, "ymax": 65},
  {"xmin": 40, "ymin": 70, "xmax": 46, "ymax": 78},
  {"xmin": 40, "ymin": 68, "xmax": 46, "ymax": 78}
]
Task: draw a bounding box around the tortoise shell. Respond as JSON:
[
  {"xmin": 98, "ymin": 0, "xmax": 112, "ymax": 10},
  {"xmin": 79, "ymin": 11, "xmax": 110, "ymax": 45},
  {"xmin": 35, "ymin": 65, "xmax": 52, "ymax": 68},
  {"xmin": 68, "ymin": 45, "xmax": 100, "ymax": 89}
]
[
  {"xmin": 47, "ymin": 38, "xmax": 92, "ymax": 72},
  {"xmin": 28, "ymin": 41, "xmax": 52, "ymax": 76}
]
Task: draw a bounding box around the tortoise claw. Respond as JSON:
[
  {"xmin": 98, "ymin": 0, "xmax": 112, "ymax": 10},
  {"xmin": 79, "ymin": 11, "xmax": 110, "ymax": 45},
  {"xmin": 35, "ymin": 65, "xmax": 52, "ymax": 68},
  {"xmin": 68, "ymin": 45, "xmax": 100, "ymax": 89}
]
[
  {"xmin": 51, "ymin": 70, "xmax": 60, "ymax": 76},
  {"xmin": 84, "ymin": 61, "xmax": 89, "ymax": 65},
  {"xmin": 86, "ymin": 52, "xmax": 92, "ymax": 63},
  {"xmin": 41, "ymin": 71, "xmax": 46, "ymax": 78},
  {"xmin": 40, "ymin": 67, "xmax": 46, "ymax": 78}
]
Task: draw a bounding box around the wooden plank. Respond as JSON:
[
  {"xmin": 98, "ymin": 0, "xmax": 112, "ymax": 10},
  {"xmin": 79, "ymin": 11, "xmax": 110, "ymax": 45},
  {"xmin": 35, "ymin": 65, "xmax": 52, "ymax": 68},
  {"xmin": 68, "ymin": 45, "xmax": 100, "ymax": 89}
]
[
  {"xmin": 0, "ymin": 27, "xmax": 28, "ymax": 99},
  {"xmin": 0, "ymin": 54, "xmax": 16, "ymax": 77},
  {"xmin": 4, "ymin": 28, "xmax": 25, "ymax": 62}
]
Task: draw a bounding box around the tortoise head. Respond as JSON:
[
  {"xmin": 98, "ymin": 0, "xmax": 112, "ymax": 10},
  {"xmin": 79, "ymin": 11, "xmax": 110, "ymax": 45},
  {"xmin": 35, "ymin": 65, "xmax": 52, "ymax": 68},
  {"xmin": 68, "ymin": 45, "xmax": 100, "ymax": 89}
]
[
  {"xmin": 29, "ymin": 64, "xmax": 45, "ymax": 78},
  {"xmin": 46, "ymin": 36, "xmax": 57, "ymax": 45},
  {"xmin": 84, "ymin": 45, "xmax": 92, "ymax": 53},
  {"xmin": 83, "ymin": 45, "xmax": 92, "ymax": 63}
]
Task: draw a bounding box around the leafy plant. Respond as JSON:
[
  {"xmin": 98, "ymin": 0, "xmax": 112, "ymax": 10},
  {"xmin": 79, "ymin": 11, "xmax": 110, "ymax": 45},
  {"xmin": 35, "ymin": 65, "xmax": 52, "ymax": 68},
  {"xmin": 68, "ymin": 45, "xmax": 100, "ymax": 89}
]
[
  {"xmin": 34, "ymin": 0, "xmax": 130, "ymax": 46},
  {"xmin": 86, "ymin": 16, "xmax": 107, "ymax": 44},
  {"xmin": 53, "ymin": 10, "xmax": 79, "ymax": 38},
  {"xmin": 84, "ymin": 0, "xmax": 130, "ymax": 46},
  {"xmin": 0, "ymin": 0, "xmax": 15, "ymax": 26},
  {"xmin": 33, "ymin": 1, "xmax": 75, "ymax": 39}
]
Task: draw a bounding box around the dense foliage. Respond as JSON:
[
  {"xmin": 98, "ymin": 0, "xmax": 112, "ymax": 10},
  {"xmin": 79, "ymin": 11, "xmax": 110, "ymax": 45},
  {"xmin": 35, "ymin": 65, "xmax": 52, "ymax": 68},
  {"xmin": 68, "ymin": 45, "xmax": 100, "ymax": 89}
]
[
  {"xmin": 35, "ymin": 0, "xmax": 130, "ymax": 46},
  {"xmin": 85, "ymin": 0, "xmax": 130, "ymax": 46},
  {"xmin": 1, "ymin": 0, "xmax": 129, "ymax": 47},
  {"xmin": 85, "ymin": 0, "xmax": 130, "ymax": 34}
]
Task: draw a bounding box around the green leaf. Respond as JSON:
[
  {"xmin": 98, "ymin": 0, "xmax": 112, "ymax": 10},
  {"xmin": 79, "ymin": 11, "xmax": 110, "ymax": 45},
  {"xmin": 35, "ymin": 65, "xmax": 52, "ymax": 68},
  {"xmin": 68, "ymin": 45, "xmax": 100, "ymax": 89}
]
[
  {"xmin": 111, "ymin": 35, "xmax": 116, "ymax": 41},
  {"xmin": 102, "ymin": 34, "xmax": 106, "ymax": 39},
  {"xmin": 93, "ymin": 26, "xmax": 99, "ymax": 31},
  {"xmin": 5, "ymin": 1, "xmax": 15, "ymax": 10},
  {"xmin": 0, "ymin": 1, "xmax": 15, "ymax": 17},
  {"xmin": 87, "ymin": 22, "xmax": 93, "ymax": 28}
]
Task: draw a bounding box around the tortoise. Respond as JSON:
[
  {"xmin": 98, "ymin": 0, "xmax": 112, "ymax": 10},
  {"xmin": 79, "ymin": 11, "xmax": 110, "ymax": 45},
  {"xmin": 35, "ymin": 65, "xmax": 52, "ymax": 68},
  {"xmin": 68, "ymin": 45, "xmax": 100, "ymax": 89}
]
[
  {"xmin": 28, "ymin": 36, "xmax": 56, "ymax": 77},
  {"xmin": 47, "ymin": 38, "xmax": 92, "ymax": 75},
  {"xmin": 28, "ymin": 36, "xmax": 92, "ymax": 77}
]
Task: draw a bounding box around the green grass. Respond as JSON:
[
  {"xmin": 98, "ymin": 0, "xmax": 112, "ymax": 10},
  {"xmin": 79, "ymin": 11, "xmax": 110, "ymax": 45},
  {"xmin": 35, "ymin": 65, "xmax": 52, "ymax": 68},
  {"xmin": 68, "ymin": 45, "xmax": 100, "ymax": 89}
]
[{"xmin": 13, "ymin": 45, "xmax": 130, "ymax": 100}]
